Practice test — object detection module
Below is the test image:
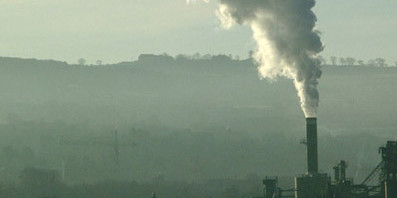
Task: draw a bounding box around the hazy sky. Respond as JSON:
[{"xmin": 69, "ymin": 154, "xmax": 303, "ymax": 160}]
[{"xmin": 0, "ymin": 0, "xmax": 396, "ymax": 64}]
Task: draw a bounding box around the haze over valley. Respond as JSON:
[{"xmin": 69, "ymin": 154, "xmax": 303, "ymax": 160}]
[{"xmin": 0, "ymin": 55, "xmax": 395, "ymax": 187}]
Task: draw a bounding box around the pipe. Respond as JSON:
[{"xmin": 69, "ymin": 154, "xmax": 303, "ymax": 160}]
[
  {"xmin": 333, "ymin": 165, "xmax": 340, "ymax": 182},
  {"xmin": 340, "ymin": 160, "xmax": 347, "ymax": 181}
]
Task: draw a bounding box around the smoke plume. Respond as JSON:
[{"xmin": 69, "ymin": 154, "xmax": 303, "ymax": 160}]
[{"xmin": 198, "ymin": 0, "xmax": 323, "ymax": 117}]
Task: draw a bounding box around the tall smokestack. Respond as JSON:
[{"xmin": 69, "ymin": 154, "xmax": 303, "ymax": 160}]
[{"xmin": 306, "ymin": 117, "xmax": 318, "ymax": 175}]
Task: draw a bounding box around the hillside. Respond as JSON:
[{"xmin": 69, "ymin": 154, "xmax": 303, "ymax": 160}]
[
  {"xmin": 0, "ymin": 55, "xmax": 396, "ymax": 183},
  {"xmin": 0, "ymin": 55, "xmax": 396, "ymax": 135}
]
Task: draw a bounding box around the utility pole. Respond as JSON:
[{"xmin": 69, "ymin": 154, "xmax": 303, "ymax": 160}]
[{"xmin": 114, "ymin": 130, "xmax": 120, "ymax": 166}]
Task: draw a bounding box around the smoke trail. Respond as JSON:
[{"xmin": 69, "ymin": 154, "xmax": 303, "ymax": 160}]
[{"xmin": 200, "ymin": 0, "xmax": 323, "ymax": 117}]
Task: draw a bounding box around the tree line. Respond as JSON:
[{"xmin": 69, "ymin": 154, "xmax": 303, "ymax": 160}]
[
  {"xmin": 318, "ymin": 56, "xmax": 396, "ymax": 67},
  {"xmin": 74, "ymin": 52, "xmax": 396, "ymax": 67}
]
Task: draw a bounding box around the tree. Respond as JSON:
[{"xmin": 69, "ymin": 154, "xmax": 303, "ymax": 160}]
[
  {"xmin": 357, "ymin": 60, "xmax": 364, "ymax": 66},
  {"xmin": 96, "ymin": 60, "xmax": 103, "ymax": 65},
  {"xmin": 192, "ymin": 52, "xmax": 201, "ymax": 59},
  {"xmin": 175, "ymin": 54, "xmax": 189, "ymax": 61},
  {"xmin": 395, "ymin": 61, "xmax": 397, "ymax": 67},
  {"xmin": 202, "ymin": 54, "xmax": 212, "ymax": 60},
  {"xmin": 339, "ymin": 57, "xmax": 346, "ymax": 66},
  {"xmin": 223, "ymin": 185, "xmax": 242, "ymax": 198},
  {"xmin": 2, "ymin": 146, "xmax": 18, "ymax": 162},
  {"xmin": 318, "ymin": 56, "xmax": 327, "ymax": 65},
  {"xmin": 20, "ymin": 168, "xmax": 64, "ymax": 198},
  {"xmin": 367, "ymin": 59, "xmax": 376, "ymax": 67},
  {"xmin": 248, "ymin": 50, "xmax": 254, "ymax": 59},
  {"xmin": 375, "ymin": 58, "xmax": 386, "ymax": 67},
  {"xmin": 330, "ymin": 56, "xmax": 337, "ymax": 65},
  {"xmin": 78, "ymin": 58, "xmax": 86, "ymax": 65},
  {"xmin": 346, "ymin": 57, "xmax": 356, "ymax": 65}
]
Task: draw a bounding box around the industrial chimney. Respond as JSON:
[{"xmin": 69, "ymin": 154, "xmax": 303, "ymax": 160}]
[{"xmin": 306, "ymin": 117, "xmax": 318, "ymax": 175}]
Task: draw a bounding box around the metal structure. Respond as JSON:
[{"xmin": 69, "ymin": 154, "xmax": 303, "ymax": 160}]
[
  {"xmin": 261, "ymin": 117, "xmax": 397, "ymax": 198},
  {"xmin": 380, "ymin": 141, "xmax": 397, "ymax": 198},
  {"xmin": 294, "ymin": 117, "xmax": 330, "ymax": 198},
  {"xmin": 263, "ymin": 177, "xmax": 278, "ymax": 198}
]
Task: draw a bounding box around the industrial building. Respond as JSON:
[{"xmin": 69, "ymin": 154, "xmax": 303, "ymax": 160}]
[{"xmin": 262, "ymin": 118, "xmax": 397, "ymax": 198}]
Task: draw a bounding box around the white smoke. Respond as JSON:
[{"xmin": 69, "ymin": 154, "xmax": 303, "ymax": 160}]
[{"xmin": 200, "ymin": 0, "xmax": 323, "ymax": 117}]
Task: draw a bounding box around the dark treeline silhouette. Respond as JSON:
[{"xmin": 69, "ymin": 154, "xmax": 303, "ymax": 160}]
[{"xmin": 322, "ymin": 56, "xmax": 394, "ymax": 67}]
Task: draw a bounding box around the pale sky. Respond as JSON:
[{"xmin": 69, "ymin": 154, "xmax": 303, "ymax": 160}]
[{"xmin": 0, "ymin": 0, "xmax": 396, "ymax": 64}]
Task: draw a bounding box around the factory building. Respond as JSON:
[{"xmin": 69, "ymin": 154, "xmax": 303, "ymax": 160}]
[{"xmin": 262, "ymin": 118, "xmax": 397, "ymax": 198}]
